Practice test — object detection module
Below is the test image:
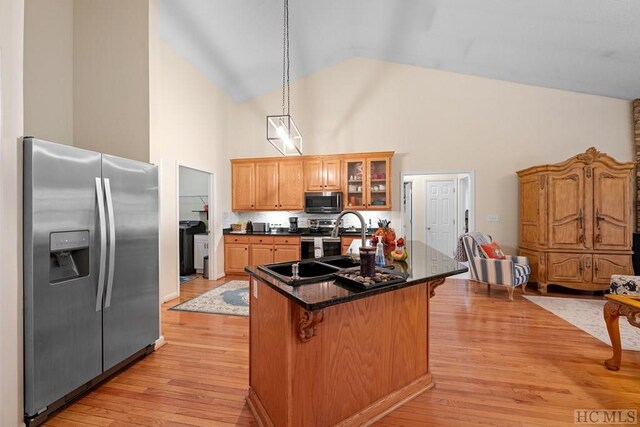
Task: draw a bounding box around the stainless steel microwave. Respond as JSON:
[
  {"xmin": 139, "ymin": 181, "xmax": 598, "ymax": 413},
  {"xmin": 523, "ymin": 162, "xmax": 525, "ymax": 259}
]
[{"xmin": 304, "ymin": 192, "xmax": 343, "ymax": 214}]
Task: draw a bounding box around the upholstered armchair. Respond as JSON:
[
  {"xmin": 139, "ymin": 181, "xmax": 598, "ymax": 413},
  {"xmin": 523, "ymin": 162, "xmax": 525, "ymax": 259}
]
[{"xmin": 457, "ymin": 233, "xmax": 531, "ymax": 301}]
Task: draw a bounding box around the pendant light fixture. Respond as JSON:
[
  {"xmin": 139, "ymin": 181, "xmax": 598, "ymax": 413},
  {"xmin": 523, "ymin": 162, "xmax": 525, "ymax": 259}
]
[{"xmin": 267, "ymin": 0, "xmax": 302, "ymax": 156}]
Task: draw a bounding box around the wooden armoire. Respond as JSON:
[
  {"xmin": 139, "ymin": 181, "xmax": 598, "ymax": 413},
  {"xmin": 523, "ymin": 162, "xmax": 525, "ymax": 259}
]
[{"xmin": 517, "ymin": 147, "xmax": 635, "ymax": 294}]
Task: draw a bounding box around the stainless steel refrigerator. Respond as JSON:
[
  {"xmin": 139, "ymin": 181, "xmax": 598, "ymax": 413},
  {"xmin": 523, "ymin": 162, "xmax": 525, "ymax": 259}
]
[{"xmin": 23, "ymin": 138, "xmax": 159, "ymax": 424}]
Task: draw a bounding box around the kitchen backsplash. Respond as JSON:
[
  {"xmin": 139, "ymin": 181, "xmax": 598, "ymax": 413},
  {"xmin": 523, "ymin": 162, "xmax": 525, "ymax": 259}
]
[{"xmin": 224, "ymin": 211, "xmax": 392, "ymax": 230}]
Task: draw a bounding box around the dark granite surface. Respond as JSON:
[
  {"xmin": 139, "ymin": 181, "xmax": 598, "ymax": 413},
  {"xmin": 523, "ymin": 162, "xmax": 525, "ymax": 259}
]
[
  {"xmin": 223, "ymin": 227, "xmax": 376, "ymax": 237},
  {"xmin": 245, "ymin": 246, "xmax": 467, "ymax": 311}
]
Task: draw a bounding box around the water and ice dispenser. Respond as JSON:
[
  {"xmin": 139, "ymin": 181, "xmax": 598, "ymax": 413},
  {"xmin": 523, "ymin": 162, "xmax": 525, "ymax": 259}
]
[{"xmin": 49, "ymin": 231, "xmax": 90, "ymax": 283}]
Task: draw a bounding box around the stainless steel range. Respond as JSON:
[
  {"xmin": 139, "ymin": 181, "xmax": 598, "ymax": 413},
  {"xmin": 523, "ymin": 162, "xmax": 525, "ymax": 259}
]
[{"xmin": 301, "ymin": 219, "xmax": 341, "ymax": 259}]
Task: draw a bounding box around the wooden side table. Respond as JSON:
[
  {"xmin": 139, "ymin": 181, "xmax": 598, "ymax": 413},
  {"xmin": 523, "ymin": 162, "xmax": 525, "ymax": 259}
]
[{"xmin": 603, "ymin": 294, "xmax": 640, "ymax": 371}]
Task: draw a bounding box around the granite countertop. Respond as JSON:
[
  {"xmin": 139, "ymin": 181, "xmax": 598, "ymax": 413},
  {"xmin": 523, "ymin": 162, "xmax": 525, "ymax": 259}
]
[
  {"xmin": 223, "ymin": 227, "xmax": 376, "ymax": 236},
  {"xmin": 245, "ymin": 244, "xmax": 467, "ymax": 310}
]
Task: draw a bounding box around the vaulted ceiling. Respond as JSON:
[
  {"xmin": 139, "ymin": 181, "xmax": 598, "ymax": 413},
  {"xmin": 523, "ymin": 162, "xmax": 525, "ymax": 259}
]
[{"xmin": 160, "ymin": 0, "xmax": 640, "ymax": 102}]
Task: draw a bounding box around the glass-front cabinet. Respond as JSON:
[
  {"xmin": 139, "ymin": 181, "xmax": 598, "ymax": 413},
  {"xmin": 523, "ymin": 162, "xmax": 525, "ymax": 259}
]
[
  {"xmin": 344, "ymin": 155, "xmax": 391, "ymax": 210},
  {"xmin": 367, "ymin": 157, "xmax": 390, "ymax": 209},
  {"xmin": 345, "ymin": 158, "xmax": 366, "ymax": 209}
]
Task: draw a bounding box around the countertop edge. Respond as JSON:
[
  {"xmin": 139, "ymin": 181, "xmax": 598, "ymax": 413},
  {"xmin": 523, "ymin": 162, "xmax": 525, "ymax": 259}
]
[
  {"xmin": 245, "ymin": 266, "xmax": 468, "ymax": 311},
  {"xmin": 223, "ymin": 228, "xmax": 377, "ymax": 237}
]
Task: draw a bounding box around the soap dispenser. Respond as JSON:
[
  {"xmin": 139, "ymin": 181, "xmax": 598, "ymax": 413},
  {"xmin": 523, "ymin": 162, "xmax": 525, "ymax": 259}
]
[{"xmin": 375, "ymin": 240, "xmax": 385, "ymax": 267}]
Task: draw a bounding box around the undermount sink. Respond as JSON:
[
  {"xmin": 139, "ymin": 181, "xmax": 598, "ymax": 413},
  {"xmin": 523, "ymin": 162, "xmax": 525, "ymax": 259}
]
[
  {"xmin": 317, "ymin": 255, "xmax": 360, "ymax": 269},
  {"xmin": 257, "ymin": 260, "xmax": 341, "ymax": 286}
]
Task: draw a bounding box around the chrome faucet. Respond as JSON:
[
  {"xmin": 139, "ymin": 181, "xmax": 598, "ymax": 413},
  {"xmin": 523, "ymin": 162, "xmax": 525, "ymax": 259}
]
[{"xmin": 331, "ymin": 210, "xmax": 367, "ymax": 248}]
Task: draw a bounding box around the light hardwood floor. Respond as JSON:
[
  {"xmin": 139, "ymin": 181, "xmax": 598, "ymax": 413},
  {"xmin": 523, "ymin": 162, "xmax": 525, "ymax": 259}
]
[{"xmin": 45, "ymin": 277, "xmax": 640, "ymax": 426}]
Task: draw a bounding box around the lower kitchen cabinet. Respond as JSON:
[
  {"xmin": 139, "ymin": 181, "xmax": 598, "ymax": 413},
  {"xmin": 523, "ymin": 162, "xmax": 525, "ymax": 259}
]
[
  {"xmin": 224, "ymin": 235, "xmax": 250, "ymax": 274},
  {"xmin": 224, "ymin": 235, "xmax": 300, "ymax": 275},
  {"xmin": 273, "ymin": 244, "xmax": 300, "ymax": 263},
  {"xmin": 341, "ymin": 234, "xmax": 373, "ymax": 255}
]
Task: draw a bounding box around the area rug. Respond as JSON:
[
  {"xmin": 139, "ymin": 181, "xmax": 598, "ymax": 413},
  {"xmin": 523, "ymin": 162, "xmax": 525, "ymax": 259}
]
[
  {"xmin": 524, "ymin": 295, "xmax": 640, "ymax": 351},
  {"xmin": 170, "ymin": 280, "xmax": 249, "ymax": 316},
  {"xmin": 180, "ymin": 276, "xmax": 197, "ymax": 284}
]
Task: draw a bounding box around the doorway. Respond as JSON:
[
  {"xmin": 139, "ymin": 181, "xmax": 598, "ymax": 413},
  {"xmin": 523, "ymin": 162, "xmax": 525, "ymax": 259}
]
[
  {"xmin": 401, "ymin": 171, "xmax": 474, "ymax": 270},
  {"xmin": 178, "ymin": 165, "xmax": 214, "ymax": 285}
]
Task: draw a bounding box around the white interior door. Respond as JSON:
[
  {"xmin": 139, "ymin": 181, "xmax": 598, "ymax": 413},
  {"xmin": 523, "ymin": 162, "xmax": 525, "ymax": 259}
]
[{"xmin": 426, "ymin": 180, "xmax": 456, "ymax": 257}]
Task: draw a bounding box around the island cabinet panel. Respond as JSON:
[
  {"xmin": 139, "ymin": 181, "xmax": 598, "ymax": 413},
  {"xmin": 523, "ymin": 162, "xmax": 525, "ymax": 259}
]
[
  {"xmin": 517, "ymin": 147, "xmax": 634, "ymax": 294},
  {"xmin": 249, "ymin": 279, "xmax": 292, "ymax": 427},
  {"xmin": 247, "ymin": 278, "xmax": 432, "ymax": 427}
]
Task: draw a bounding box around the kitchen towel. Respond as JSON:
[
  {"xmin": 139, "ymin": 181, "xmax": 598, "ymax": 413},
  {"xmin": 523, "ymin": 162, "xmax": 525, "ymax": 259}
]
[{"xmin": 314, "ymin": 237, "xmax": 324, "ymax": 258}]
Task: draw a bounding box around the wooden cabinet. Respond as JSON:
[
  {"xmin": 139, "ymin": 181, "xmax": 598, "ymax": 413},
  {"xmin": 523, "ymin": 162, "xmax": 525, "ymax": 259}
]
[
  {"xmin": 341, "ymin": 234, "xmax": 373, "ymax": 255},
  {"xmin": 233, "ymin": 159, "xmax": 303, "ymax": 211},
  {"xmin": 224, "ymin": 235, "xmax": 300, "ymax": 275},
  {"xmin": 232, "ymin": 152, "xmax": 393, "ymax": 212},
  {"xmin": 224, "ymin": 235, "xmax": 250, "ymax": 275},
  {"xmin": 232, "ymin": 162, "xmax": 255, "ymax": 210},
  {"xmin": 517, "ymin": 148, "xmax": 634, "ymax": 293},
  {"xmin": 278, "ymin": 161, "xmax": 304, "ymax": 210},
  {"xmin": 304, "ymin": 158, "xmax": 341, "ymax": 191},
  {"xmin": 344, "ymin": 155, "xmax": 392, "ymax": 210},
  {"xmin": 255, "ymin": 162, "xmax": 279, "ymax": 210}
]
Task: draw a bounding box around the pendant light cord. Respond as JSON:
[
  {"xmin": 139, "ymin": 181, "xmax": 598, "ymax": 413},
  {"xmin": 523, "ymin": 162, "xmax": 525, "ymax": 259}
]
[{"xmin": 281, "ymin": 0, "xmax": 290, "ymax": 116}]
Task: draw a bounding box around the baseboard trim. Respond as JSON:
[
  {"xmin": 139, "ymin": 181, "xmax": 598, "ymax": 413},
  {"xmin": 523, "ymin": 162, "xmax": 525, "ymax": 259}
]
[
  {"xmin": 163, "ymin": 291, "xmax": 179, "ymax": 303},
  {"xmin": 154, "ymin": 335, "xmax": 166, "ymax": 350}
]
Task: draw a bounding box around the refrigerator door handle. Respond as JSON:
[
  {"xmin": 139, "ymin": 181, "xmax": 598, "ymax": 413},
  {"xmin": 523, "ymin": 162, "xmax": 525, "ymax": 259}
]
[
  {"xmin": 95, "ymin": 178, "xmax": 107, "ymax": 312},
  {"xmin": 104, "ymin": 178, "xmax": 116, "ymax": 308}
]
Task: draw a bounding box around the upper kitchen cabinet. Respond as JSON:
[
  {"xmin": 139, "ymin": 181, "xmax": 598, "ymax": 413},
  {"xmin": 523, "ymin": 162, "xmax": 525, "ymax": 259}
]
[
  {"xmin": 232, "ymin": 162, "xmax": 255, "ymax": 210},
  {"xmin": 232, "ymin": 152, "xmax": 393, "ymax": 212},
  {"xmin": 278, "ymin": 160, "xmax": 304, "ymax": 210},
  {"xmin": 255, "ymin": 161, "xmax": 279, "ymax": 210},
  {"xmin": 304, "ymin": 157, "xmax": 341, "ymax": 191},
  {"xmin": 344, "ymin": 153, "xmax": 393, "ymax": 210},
  {"xmin": 232, "ymin": 158, "xmax": 303, "ymax": 211}
]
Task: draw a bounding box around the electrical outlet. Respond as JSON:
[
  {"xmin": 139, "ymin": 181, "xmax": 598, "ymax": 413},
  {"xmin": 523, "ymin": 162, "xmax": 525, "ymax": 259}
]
[
  {"xmin": 487, "ymin": 214, "xmax": 501, "ymax": 222},
  {"xmin": 253, "ymin": 281, "xmax": 258, "ymax": 299}
]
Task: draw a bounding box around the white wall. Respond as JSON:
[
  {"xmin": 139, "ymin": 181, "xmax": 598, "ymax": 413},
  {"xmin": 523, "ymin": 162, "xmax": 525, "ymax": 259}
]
[
  {"xmin": 227, "ymin": 57, "xmax": 633, "ymax": 253},
  {"xmin": 73, "ymin": 0, "xmax": 150, "ymax": 162},
  {"xmin": 0, "ymin": 0, "xmax": 25, "ymax": 424},
  {"xmin": 151, "ymin": 42, "xmax": 233, "ymax": 300},
  {"xmin": 24, "ymin": 0, "xmax": 74, "ymax": 146}
]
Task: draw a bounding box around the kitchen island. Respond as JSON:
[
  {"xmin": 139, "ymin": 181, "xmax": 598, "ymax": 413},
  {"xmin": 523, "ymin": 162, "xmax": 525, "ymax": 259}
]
[{"xmin": 245, "ymin": 247, "xmax": 466, "ymax": 426}]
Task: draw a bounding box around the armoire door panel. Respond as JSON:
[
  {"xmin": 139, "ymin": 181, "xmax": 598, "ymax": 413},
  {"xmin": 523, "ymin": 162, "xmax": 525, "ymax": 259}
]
[
  {"xmin": 547, "ymin": 169, "xmax": 585, "ymax": 249},
  {"xmin": 593, "ymin": 254, "xmax": 632, "ymax": 284},
  {"xmin": 593, "ymin": 167, "xmax": 632, "ymax": 250},
  {"xmin": 546, "ymin": 253, "xmax": 587, "ymax": 283},
  {"xmin": 519, "ymin": 177, "xmax": 541, "ymax": 247}
]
